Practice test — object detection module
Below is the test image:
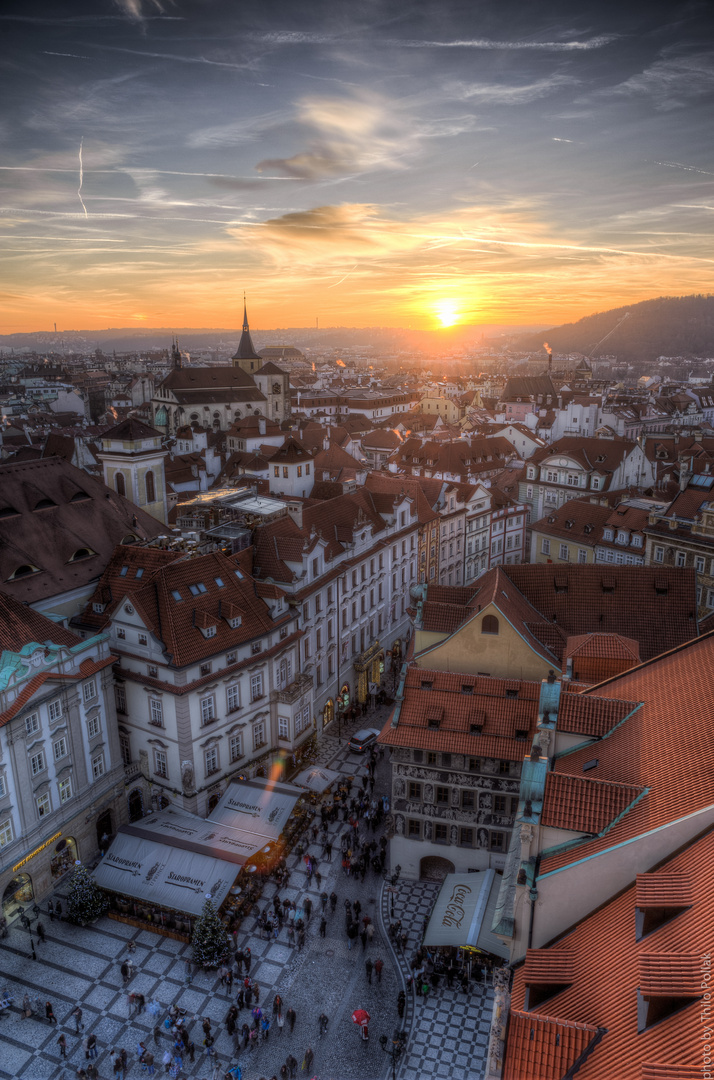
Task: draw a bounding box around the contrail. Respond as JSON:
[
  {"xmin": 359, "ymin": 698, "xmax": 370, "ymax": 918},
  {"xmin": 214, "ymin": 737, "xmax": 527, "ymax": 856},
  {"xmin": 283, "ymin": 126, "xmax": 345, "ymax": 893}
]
[{"xmin": 78, "ymin": 138, "xmax": 88, "ymax": 218}]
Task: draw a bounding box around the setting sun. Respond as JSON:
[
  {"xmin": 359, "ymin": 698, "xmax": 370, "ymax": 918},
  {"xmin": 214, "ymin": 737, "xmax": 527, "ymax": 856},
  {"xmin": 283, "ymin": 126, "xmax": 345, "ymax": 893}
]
[{"xmin": 435, "ymin": 299, "xmax": 460, "ymax": 327}]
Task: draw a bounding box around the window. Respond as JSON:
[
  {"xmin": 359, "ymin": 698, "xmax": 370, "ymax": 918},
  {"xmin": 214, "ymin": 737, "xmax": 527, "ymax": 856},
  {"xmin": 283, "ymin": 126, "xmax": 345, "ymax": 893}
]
[
  {"xmin": 0, "ymin": 818, "xmax": 14, "ymax": 847},
  {"xmin": 436, "ymin": 786, "xmax": 449, "ymax": 804},
  {"xmin": 30, "ymin": 750, "xmax": 46, "ymax": 776},
  {"xmin": 296, "ymin": 705, "xmax": 311, "ymax": 735},
  {"xmin": 148, "ymin": 664, "xmax": 158, "ymax": 678},
  {"xmin": 115, "ymin": 686, "xmax": 127, "ymax": 714},
  {"xmin": 58, "ymin": 776, "xmax": 73, "ymax": 803},
  {"xmin": 499, "ymin": 760, "xmax": 511, "ymax": 775},
  {"xmin": 115, "ymin": 472, "xmax": 126, "ymax": 497},
  {"xmin": 91, "ymin": 752, "xmax": 105, "ymax": 779},
  {"xmin": 82, "ymin": 679, "xmax": 97, "ymax": 703},
  {"xmin": 559, "ymin": 543, "xmax": 569, "ymax": 560},
  {"xmin": 145, "ymin": 471, "xmax": 155, "ymax": 502},
  {"xmin": 250, "ymin": 673, "xmax": 264, "ymax": 701},
  {"xmin": 460, "ymin": 828, "xmax": 474, "ymax": 847},
  {"xmin": 37, "ymin": 791, "xmax": 51, "ymax": 818},
  {"xmin": 591, "ymin": 477, "xmax": 600, "ymax": 490},
  {"xmin": 53, "ymin": 737, "xmax": 67, "ymax": 761},
  {"xmin": 230, "ymin": 734, "xmax": 243, "ymax": 762},
  {"xmin": 204, "ymin": 747, "xmax": 218, "ymax": 776},
  {"xmin": 201, "ymin": 696, "xmax": 216, "ymax": 725},
  {"xmin": 200, "ymin": 661, "xmax": 212, "ymax": 676},
  {"xmin": 434, "ymin": 823, "xmax": 448, "ymax": 844},
  {"xmin": 578, "ymin": 548, "xmax": 587, "ymax": 564},
  {"xmin": 283, "ymin": 466, "xmax": 288, "ymax": 478},
  {"xmin": 461, "ymin": 790, "xmax": 475, "ymax": 809},
  {"xmin": 541, "ymin": 539, "xmax": 551, "ymax": 556},
  {"xmin": 226, "ymin": 650, "xmax": 237, "ymax": 665},
  {"xmin": 408, "ymin": 781, "xmax": 422, "ymax": 800},
  {"xmin": 0, "ymin": 773, "xmax": 5, "ymax": 798},
  {"xmin": 253, "ymin": 721, "xmax": 265, "ymax": 750},
  {"xmin": 297, "ymin": 465, "xmax": 302, "ymax": 478},
  {"xmin": 120, "ymin": 735, "xmax": 131, "ymax": 766},
  {"xmin": 274, "ymin": 465, "xmax": 280, "ymax": 477},
  {"xmin": 149, "ymin": 698, "xmax": 163, "ymax": 726},
  {"xmin": 251, "ymin": 642, "xmax": 262, "ymax": 655},
  {"xmin": 407, "ymin": 819, "xmax": 421, "ymax": 838},
  {"xmin": 25, "ymin": 713, "xmax": 40, "ymax": 736},
  {"xmin": 48, "ymin": 700, "xmax": 63, "ymax": 723},
  {"xmin": 153, "ymin": 750, "xmax": 167, "ymax": 778},
  {"xmin": 676, "ymin": 551, "xmax": 686, "ymax": 568},
  {"xmin": 481, "ymin": 614, "xmax": 499, "ymax": 635},
  {"xmin": 117, "ymin": 628, "xmax": 126, "ymax": 640},
  {"xmin": 654, "ymin": 546, "xmax": 664, "ymax": 563},
  {"xmin": 138, "ymin": 633, "xmax": 148, "ymax": 646},
  {"xmin": 490, "ymin": 831, "xmax": 506, "ymax": 852},
  {"xmin": 227, "ymin": 684, "xmax": 240, "ymax": 712},
  {"xmin": 316, "ymin": 663, "xmax": 323, "ymax": 686},
  {"xmin": 278, "ymin": 716, "xmax": 289, "ymax": 739}
]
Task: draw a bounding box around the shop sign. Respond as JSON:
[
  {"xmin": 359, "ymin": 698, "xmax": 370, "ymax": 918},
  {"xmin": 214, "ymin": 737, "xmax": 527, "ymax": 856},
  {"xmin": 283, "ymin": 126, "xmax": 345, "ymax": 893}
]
[{"xmin": 13, "ymin": 831, "xmax": 62, "ymax": 872}]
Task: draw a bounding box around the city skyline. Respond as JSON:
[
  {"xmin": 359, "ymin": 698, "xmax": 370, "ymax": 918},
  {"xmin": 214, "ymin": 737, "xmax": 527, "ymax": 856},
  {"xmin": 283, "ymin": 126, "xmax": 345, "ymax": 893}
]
[{"xmin": 2, "ymin": 0, "xmax": 713, "ymax": 333}]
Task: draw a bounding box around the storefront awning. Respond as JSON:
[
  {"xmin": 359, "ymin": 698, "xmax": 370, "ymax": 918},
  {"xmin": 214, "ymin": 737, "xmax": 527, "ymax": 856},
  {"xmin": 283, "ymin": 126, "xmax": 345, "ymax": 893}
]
[
  {"xmin": 423, "ymin": 871, "xmax": 509, "ymax": 960},
  {"xmin": 92, "ymin": 831, "xmax": 234, "ymax": 916},
  {"xmin": 122, "ymin": 806, "xmax": 257, "ymax": 865},
  {"xmin": 292, "ymin": 766, "xmax": 340, "ymax": 793}
]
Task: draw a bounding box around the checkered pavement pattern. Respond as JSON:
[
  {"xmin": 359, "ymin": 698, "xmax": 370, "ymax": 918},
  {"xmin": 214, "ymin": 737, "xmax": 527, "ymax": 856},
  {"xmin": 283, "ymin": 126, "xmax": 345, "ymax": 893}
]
[{"xmin": 0, "ymin": 706, "xmax": 493, "ymax": 1079}]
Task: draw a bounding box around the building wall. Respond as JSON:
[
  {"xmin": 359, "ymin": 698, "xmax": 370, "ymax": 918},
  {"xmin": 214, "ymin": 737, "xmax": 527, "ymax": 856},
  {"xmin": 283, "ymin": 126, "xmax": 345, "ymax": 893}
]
[{"xmin": 416, "ymin": 605, "xmax": 553, "ymax": 682}]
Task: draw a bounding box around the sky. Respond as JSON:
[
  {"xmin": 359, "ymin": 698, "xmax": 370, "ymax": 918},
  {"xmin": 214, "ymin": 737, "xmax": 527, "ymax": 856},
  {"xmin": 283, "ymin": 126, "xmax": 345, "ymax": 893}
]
[{"xmin": 1, "ymin": 0, "xmax": 714, "ymax": 334}]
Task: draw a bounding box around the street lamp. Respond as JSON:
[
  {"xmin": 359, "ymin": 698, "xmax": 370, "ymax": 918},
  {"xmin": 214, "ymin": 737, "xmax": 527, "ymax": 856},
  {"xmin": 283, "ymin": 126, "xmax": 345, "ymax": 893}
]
[{"xmin": 379, "ymin": 1029, "xmax": 408, "ymax": 1080}]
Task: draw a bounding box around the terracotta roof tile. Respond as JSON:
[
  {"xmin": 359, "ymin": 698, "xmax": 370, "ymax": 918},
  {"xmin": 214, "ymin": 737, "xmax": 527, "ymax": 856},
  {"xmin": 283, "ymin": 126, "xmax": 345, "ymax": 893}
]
[
  {"xmin": 503, "ymin": 1010, "xmax": 601, "ymax": 1080},
  {"xmin": 523, "ymin": 950, "xmax": 576, "ymax": 983},
  {"xmin": 541, "ymin": 773, "xmax": 646, "ymax": 834},
  {"xmin": 556, "ymin": 694, "xmax": 639, "ymax": 737},
  {"xmin": 0, "ymin": 589, "xmax": 80, "ymax": 650},
  {"xmin": 636, "ymin": 874, "xmax": 694, "ymax": 908},
  {"xmin": 638, "ymin": 954, "xmax": 701, "ymax": 996}
]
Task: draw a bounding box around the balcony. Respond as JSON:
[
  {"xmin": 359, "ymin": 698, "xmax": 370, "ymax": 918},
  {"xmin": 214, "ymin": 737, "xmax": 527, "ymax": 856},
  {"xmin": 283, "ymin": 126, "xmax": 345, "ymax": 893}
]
[
  {"xmin": 274, "ymin": 672, "xmax": 313, "ymax": 705},
  {"xmin": 124, "ymin": 761, "xmax": 142, "ymax": 782}
]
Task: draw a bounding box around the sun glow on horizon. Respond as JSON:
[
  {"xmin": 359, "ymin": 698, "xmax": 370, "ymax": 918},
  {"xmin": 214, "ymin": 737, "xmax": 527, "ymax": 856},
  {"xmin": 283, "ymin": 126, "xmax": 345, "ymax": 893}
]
[{"xmin": 434, "ymin": 299, "xmax": 460, "ymax": 327}]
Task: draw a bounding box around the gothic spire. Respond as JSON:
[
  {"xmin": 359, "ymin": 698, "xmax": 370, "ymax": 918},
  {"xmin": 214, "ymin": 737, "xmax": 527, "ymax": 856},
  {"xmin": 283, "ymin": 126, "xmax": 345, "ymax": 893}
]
[{"xmin": 233, "ymin": 294, "xmax": 262, "ymax": 361}]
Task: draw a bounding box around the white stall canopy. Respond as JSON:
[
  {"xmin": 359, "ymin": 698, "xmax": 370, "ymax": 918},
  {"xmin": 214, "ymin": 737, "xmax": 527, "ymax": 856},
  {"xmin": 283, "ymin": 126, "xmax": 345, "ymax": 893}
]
[
  {"xmin": 92, "ymin": 832, "xmax": 233, "ymax": 916},
  {"xmin": 208, "ymin": 777, "xmax": 300, "ymax": 839},
  {"xmin": 122, "ymin": 806, "xmax": 257, "ymax": 865},
  {"xmin": 291, "ymin": 767, "xmax": 340, "ymax": 793},
  {"xmin": 423, "ymin": 871, "xmax": 509, "ymax": 960}
]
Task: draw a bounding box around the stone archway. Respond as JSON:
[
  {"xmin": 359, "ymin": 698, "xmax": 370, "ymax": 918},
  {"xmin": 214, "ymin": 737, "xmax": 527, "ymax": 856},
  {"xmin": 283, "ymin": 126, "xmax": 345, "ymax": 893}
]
[{"xmin": 419, "ymin": 855, "xmax": 455, "ymax": 882}]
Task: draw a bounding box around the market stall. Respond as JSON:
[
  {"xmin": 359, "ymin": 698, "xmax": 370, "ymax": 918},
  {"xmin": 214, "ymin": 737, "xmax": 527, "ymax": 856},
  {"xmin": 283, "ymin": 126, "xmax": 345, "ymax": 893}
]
[{"xmin": 422, "ymin": 870, "xmax": 509, "ymax": 960}]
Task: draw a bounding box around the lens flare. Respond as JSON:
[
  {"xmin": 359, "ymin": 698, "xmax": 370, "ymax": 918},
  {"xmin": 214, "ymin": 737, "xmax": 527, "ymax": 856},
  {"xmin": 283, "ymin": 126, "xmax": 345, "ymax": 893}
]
[{"xmin": 435, "ymin": 299, "xmax": 459, "ymax": 327}]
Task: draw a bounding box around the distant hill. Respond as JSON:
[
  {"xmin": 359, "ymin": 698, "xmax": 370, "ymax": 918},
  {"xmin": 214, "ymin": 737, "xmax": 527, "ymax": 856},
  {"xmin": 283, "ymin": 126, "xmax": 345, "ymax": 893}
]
[
  {"xmin": 518, "ymin": 295, "xmax": 714, "ymax": 363},
  {"xmin": 0, "ymin": 322, "xmax": 544, "ymax": 357}
]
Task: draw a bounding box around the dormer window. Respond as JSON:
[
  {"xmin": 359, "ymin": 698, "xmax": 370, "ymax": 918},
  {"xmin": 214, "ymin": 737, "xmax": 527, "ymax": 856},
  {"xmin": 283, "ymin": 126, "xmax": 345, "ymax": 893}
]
[
  {"xmin": 420, "ymin": 680, "xmax": 433, "ymax": 690},
  {"xmin": 203, "ymin": 625, "xmax": 217, "ymax": 638},
  {"xmin": 228, "ymin": 616, "xmax": 242, "ymax": 630},
  {"xmin": 92, "ymin": 602, "xmax": 105, "ymax": 614},
  {"xmin": 603, "ymin": 528, "xmax": 614, "ymax": 541},
  {"xmin": 9, "ymin": 563, "xmax": 41, "ymax": 579},
  {"xmin": 69, "ymin": 547, "xmax": 95, "ymax": 561}
]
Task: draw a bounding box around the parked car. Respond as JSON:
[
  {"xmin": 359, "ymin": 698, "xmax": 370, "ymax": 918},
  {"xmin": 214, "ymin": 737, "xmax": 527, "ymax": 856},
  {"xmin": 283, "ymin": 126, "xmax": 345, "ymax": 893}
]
[{"xmin": 347, "ymin": 728, "xmax": 381, "ymax": 753}]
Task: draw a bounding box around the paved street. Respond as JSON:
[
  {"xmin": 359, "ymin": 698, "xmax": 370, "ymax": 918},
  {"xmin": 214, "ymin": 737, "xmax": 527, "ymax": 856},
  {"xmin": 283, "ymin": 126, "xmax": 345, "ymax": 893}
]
[{"xmin": 0, "ymin": 707, "xmax": 493, "ymax": 1080}]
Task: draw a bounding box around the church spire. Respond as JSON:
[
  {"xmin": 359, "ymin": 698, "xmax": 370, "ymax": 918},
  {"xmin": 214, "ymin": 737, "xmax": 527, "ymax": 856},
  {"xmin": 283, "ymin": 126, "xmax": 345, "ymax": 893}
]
[{"xmin": 232, "ymin": 294, "xmax": 262, "ymax": 363}]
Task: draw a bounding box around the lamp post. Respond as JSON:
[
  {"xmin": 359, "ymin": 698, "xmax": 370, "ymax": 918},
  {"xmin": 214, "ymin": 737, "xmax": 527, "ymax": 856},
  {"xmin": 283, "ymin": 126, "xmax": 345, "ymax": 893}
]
[{"xmin": 379, "ymin": 1029, "xmax": 407, "ymax": 1080}]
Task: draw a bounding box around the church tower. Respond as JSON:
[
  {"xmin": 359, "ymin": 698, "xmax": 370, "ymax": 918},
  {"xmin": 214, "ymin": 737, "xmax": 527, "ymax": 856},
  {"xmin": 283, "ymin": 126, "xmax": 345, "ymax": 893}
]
[
  {"xmin": 232, "ymin": 297, "xmax": 263, "ymax": 375},
  {"xmin": 97, "ymin": 418, "xmax": 169, "ymax": 525}
]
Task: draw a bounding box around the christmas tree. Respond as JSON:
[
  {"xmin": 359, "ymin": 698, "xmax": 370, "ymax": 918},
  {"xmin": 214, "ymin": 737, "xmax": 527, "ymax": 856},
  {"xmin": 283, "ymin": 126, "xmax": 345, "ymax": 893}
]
[
  {"xmin": 191, "ymin": 897, "xmax": 229, "ymax": 969},
  {"xmin": 66, "ymin": 865, "xmax": 108, "ymax": 925}
]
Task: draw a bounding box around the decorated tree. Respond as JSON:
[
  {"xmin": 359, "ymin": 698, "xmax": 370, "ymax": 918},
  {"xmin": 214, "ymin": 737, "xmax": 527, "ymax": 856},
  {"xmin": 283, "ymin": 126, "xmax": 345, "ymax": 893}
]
[
  {"xmin": 66, "ymin": 865, "xmax": 108, "ymax": 925},
  {"xmin": 191, "ymin": 897, "xmax": 229, "ymax": 969}
]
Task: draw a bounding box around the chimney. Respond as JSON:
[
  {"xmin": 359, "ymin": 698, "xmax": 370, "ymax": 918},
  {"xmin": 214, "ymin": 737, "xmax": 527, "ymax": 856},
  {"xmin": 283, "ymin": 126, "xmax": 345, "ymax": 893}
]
[
  {"xmin": 530, "ymin": 744, "xmax": 542, "ymax": 762},
  {"xmin": 287, "ymin": 500, "xmax": 303, "ymax": 528}
]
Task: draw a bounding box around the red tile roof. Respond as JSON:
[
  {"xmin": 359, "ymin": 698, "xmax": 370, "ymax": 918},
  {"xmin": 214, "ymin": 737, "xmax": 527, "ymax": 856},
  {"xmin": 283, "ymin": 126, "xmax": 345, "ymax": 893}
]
[
  {"xmin": 507, "ymin": 827, "xmax": 714, "ymax": 1080},
  {"xmin": 556, "ymin": 693, "xmax": 639, "ymax": 738},
  {"xmin": 541, "ymin": 632, "xmax": 714, "ymax": 875},
  {"xmin": 503, "ymin": 1011, "xmax": 602, "ymax": 1080},
  {"xmin": 0, "ymin": 589, "xmax": 80, "ymax": 651},
  {"xmin": 541, "ymin": 773, "xmax": 646, "ymax": 834}
]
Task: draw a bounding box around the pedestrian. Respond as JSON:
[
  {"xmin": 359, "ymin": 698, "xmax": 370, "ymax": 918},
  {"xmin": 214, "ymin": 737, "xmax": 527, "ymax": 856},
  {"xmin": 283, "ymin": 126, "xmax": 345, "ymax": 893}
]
[
  {"xmin": 55, "ymin": 900, "xmax": 62, "ymax": 920},
  {"xmin": 303, "ymin": 1046, "xmax": 314, "ymax": 1073},
  {"xmin": 397, "ymin": 990, "xmax": 406, "ymax": 1018},
  {"xmin": 365, "ymin": 958, "xmax": 373, "ymax": 984},
  {"xmin": 88, "ymin": 1065, "xmax": 100, "ymax": 1080},
  {"xmin": 366, "ymin": 922, "xmax": 375, "ymax": 943},
  {"xmin": 162, "ymin": 1048, "xmax": 172, "ymax": 1073},
  {"xmin": 277, "ymin": 1011, "xmax": 285, "ymax": 1036},
  {"xmin": 244, "ymin": 947, "xmax": 251, "ymax": 975},
  {"xmin": 144, "ymin": 1051, "xmax": 155, "ymax": 1076},
  {"xmin": 45, "ymin": 1000, "xmax": 57, "ymax": 1024},
  {"xmin": 57, "ymin": 1032, "xmax": 67, "ymax": 1057},
  {"xmin": 347, "ymin": 920, "xmax": 358, "ymax": 950},
  {"xmin": 204, "ymin": 1033, "xmax": 215, "ymax": 1058},
  {"xmin": 241, "ymin": 1022, "xmax": 250, "ymax": 1049},
  {"xmin": 318, "ymin": 1013, "xmax": 328, "ymax": 1038},
  {"xmin": 375, "ymin": 957, "xmax": 384, "ymax": 983},
  {"xmin": 353, "ymin": 899, "xmax": 361, "ymax": 919},
  {"xmin": 74, "ymin": 1005, "xmax": 84, "ymax": 1033},
  {"xmin": 87, "ymin": 1033, "xmax": 98, "ymax": 1059},
  {"xmin": 286, "ymin": 1006, "xmax": 296, "ymax": 1034},
  {"xmin": 36, "ymin": 920, "xmax": 46, "ymax": 943},
  {"xmin": 286, "ymin": 1053, "xmax": 298, "ymax": 1079},
  {"xmin": 136, "ymin": 992, "xmax": 146, "ymax": 1014},
  {"xmin": 236, "ymin": 987, "xmax": 244, "ymax": 1011},
  {"xmin": 253, "ymin": 981, "xmax": 260, "ymax": 1005},
  {"xmin": 273, "ymin": 993, "xmax": 283, "ymax": 1018},
  {"xmin": 304, "ymin": 897, "xmax": 312, "ymax": 922},
  {"xmin": 319, "ymin": 915, "xmax": 327, "ymax": 938},
  {"xmin": 360, "ymin": 928, "xmax": 367, "ymax": 950},
  {"xmin": 261, "ymin": 1015, "xmax": 270, "ymax": 1041},
  {"xmin": 48, "ymin": 898, "xmax": 55, "ymax": 922},
  {"xmin": 280, "ymin": 1063, "xmax": 289, "ymax": 1080},
  {"xmin": 330, "ymin": 891, "xmax": 337, "ymax": 913}
]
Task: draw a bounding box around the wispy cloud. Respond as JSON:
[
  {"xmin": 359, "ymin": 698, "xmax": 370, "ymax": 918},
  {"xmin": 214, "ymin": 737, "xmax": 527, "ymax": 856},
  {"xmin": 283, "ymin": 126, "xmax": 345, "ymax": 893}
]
[
  {"xmin": 608, "ymin": 50, "xmax": 714, "ymax": 110},
  {"xmin": 95, "ymin": 45, "xmax": 252, "ymax": 70},
  {"xmin": 450, "ymin": 75, "xmax": 577, "ymax": 105},
  {"xmin": 42, "ymin": 51, "xmax": 93, "ymax": 60},
  {"xmin": 389, "ymin": 35, "xmax": 616, "ymax": 51}
]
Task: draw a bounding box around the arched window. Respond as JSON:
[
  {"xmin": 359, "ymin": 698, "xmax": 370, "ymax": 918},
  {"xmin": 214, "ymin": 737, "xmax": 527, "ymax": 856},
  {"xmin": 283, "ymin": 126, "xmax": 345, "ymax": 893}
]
[
  {"xmin": 481, "ymin": 614, "xmax": 499, "ymax": 635},
  {"xmin": 145, "ymin": 471, "xmax": 155, "ymax": 503},
  {"xmin": 115, "ymin": 472, "xmax": 126, "ymax": 497}
]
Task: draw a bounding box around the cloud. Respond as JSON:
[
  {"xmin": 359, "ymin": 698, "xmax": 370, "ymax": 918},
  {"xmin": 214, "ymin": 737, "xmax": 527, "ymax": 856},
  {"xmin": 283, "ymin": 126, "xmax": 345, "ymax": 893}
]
[
  {"xmin": 450, "ymin": 75, "xmax": 577, "ymax": 105},
  {"xmin": 388, "ymin": 35, "xmax": 616, "ymax": 51},
  {"xmin": 113, "ymin": 0, "xmax": 166, "ymax": 22},
  {"xmin": 608, "ymin": 50, "xmax": 714, "ymax": 110}
]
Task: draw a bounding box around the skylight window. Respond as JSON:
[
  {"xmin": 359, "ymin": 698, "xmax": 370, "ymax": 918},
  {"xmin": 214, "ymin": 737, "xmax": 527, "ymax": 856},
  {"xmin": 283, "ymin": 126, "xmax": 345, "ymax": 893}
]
[
  {"xmin": 234, "ymin": 569, "xmax": 244, "ymax": 580},
  {"xmin": 171, "ymin": 590, "xmax": 183, "ymax": 601},
  {"xmin": 189, "ymin": 583, "xmax": 207, "ymax": 595},
  {"xmin": 119, "ymin": 566, "xmax": 129, "ymax": 576},
  {"xmin": 215, "ymin": 577, "xmax": 225, "ymax": 588},
  {"xmin": 135, "ymin": 568, "xmax": 144, "ymax": 579}
]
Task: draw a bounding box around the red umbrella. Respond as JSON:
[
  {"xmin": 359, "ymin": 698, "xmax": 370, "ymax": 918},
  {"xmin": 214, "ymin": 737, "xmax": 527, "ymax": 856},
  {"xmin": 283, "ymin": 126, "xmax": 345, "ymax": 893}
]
[{"xmin": 352, "ymin": 1009, "xmax": 370, "ymax": 1026}]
